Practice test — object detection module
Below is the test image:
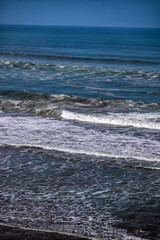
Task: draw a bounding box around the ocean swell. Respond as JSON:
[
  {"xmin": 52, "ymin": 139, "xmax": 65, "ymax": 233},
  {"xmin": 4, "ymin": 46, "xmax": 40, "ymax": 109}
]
[{"xmin": 0, "ymin": 52, "xmax": 160, "ymax": 65}]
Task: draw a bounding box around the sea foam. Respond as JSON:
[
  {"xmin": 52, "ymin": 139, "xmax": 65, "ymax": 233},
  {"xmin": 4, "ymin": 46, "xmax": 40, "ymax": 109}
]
[{"xmin": 0, "ymin": 116, "xmax": 159, "ymax": 163}]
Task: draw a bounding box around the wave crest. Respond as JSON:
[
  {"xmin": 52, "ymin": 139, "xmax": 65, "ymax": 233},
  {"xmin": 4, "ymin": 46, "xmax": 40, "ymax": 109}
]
[{"xmin": 62, "ymin": 110, "xmax": 160, "ymax": 130}]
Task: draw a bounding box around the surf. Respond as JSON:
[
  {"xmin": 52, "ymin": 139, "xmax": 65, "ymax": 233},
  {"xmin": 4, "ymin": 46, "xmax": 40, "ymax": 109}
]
[{"xmin": 62, "ymin": 110, "xmax": 160, "ymax": 130}]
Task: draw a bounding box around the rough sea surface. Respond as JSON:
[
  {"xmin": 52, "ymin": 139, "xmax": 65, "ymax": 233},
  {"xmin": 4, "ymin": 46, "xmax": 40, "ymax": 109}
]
[{"xmin": 0, "ymin": 25, "xmax": 160, "ymax": 239}]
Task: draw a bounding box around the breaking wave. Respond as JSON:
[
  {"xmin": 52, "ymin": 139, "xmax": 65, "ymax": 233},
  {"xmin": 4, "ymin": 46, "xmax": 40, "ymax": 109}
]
[
  {"xmin": 0, "ymin": 89, "xmax": 159, "ymax": 107},
  {"xmin": 62, "ymin": 110, "xmax": 160, "ymax": 130},
  {"xmin": 0, "ymin": 90, "xmax": 160, "ymax": 124}
]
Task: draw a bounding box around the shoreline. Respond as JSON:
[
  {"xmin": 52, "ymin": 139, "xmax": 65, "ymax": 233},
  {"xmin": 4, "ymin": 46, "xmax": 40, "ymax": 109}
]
[{"xmin": 0, "ymin": 224, "xmax": 91, "ymax": 240}]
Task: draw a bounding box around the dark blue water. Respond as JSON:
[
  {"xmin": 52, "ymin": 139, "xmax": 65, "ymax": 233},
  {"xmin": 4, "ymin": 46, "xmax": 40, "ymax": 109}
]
[{"xmin": 0, "ymin": 25, "xmax": 160, "ymax": 239}]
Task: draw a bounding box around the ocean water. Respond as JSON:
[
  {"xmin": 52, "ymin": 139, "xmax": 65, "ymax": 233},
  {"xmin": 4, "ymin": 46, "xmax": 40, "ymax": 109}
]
[{"xmin": 0, "ymin": 25, "xmax": 160, "ymax": 240}]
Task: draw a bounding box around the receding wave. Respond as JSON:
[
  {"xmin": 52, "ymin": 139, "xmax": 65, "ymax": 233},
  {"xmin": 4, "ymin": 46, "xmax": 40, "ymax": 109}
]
[
  {"xmin": 62, "ymin": 110, "xmax": 160, "ymax": 130},
  {"xmin": 0, "ymin": 52, "xmax": 160, "ymax": 65}
]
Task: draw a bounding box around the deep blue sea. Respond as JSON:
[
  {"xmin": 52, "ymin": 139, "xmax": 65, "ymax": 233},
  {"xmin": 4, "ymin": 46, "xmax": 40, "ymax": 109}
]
[{"xmin": 0, "ymin": 25, "xmax": 160, "ymax": 240}]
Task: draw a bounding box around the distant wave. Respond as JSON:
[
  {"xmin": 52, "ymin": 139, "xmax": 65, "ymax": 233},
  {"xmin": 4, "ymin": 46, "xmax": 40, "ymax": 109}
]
[
  {"xmin": 0, "ymin": 60, "xmax": 60, "ymax": 70},
  {"xmin": 0, "ymin": 60, "xmax": 160, "ymax": 80},
  {"xmin": 62, "ymin": 110, "xmax": 160, "ymax": 130},
  {"xmin": 0, "ymin": 52, "xmax": 160, "ymax": 65},
  {"xmin": 0, "ymin": 89, "xmax": 103, "ymax": 104},
  {"xmin": 0, "ymin": 89, "xmax": 54, "ymax": 101}
]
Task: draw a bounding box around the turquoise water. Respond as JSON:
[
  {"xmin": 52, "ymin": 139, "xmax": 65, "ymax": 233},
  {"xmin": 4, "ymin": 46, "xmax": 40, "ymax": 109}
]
[{"xmin": 0, "ymin": 25, "xmax": 160, "ymax": 239}]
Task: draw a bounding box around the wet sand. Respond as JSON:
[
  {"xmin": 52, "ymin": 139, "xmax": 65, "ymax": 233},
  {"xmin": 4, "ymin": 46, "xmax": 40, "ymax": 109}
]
[{"xmin": 0, "ymin": 225, "xmax": 91, "ymax": 240}]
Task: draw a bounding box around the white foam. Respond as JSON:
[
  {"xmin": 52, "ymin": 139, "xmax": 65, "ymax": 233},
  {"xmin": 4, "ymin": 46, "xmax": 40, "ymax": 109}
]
[
  {"xmin": 5, "ymin": 60, "xmax": 11, "ymax": 65},
  {"xmin": 62, "ymin": 110, "xmax": 160, "ymax": 130},
  {"xmin": 0, "ymin": 116, "xmax": 159, "ymax": 163},
  {"xmin": 58, "ymin": 65, "xmax": 65, "ymax": 69}
]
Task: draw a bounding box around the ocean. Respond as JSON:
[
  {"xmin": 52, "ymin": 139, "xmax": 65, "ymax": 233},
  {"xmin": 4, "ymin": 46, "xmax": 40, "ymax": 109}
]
[{"xmin": 0, "ymin": 25, "xmax": 160, "ymax": 240}]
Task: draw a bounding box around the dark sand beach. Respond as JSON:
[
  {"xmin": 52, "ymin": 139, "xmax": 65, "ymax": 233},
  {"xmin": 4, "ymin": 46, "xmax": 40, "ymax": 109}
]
[{"xmin": 0, "ymin": 225, "xmax": 90, "ymax": 240}]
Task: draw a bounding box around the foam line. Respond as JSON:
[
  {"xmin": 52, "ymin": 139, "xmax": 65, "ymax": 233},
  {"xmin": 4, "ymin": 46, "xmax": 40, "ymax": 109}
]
[{"xmin": 2, "ymin": 143, "xmax": 160, "ymax": 162}]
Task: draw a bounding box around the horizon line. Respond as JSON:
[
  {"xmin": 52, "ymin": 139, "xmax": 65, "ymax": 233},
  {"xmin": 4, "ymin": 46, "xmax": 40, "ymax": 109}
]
[{"xmin": 0, "ymin": 23, "xmax": 160, "ymax": 29}]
